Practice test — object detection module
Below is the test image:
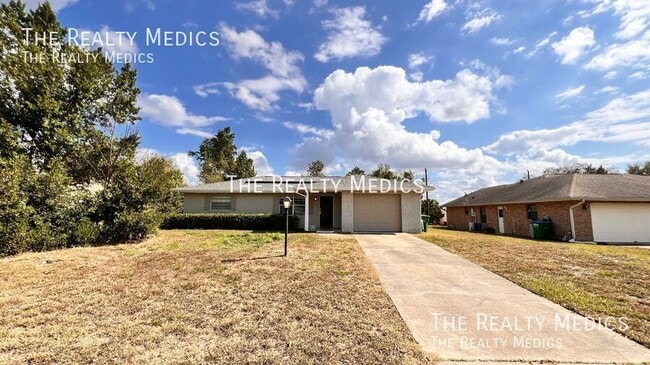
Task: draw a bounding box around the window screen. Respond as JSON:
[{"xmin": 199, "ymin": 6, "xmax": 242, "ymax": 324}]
[{"xmin": 211, "ymin": 196, "xmax": 231, "ymax": 211}]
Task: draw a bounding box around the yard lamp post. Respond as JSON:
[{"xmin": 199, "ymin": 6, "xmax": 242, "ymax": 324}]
[{"xmin": 282, "ymin": 197, "xmax": 292, "ymax": 257}]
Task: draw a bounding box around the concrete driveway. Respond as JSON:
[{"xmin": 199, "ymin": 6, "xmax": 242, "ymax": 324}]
[{"xmin": 355, "ymin": 233, "xmax": 650, "ymax": 363}]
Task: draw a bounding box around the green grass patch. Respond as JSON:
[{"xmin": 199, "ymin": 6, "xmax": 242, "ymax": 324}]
[
  {"xmin": 520, "ymin": 274, "xmax": 624, "ymax": 314},
  {"xmin": 209, "ymin": 232, "xmax": 283, "ymax": 249}
]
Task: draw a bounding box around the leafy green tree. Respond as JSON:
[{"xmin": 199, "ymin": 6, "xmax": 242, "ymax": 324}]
[
  {"xmin": 233, "ymin": 150, "xmax": 257, "ymax": 178},
  {"xmin": 370, "ymin": 163, "xmax": 398, "ymax": 179},
  {"xmin": 189, "ymin": 127, "xmax": 255, "ymax": 182},
  {"xmin": 401, "ymin": 170, "xmax": 415, "ymax": 181},
  {"xmin": 0, "ymin": 2, "xmax": 182, "ymax": 255},
  {"xmin": 543, "ymin": 163, "xmax": 613, "ymax": 175},
  {"xmin": 135, "ymin": 155, "xmax": 185, "ymax": 214},
  {"xmin": 369, "ymin": 164, "xmax": 416, "ymax": 180},
  {"xmin": 307, "ymin": 160, "xmax": 325, "ymax": 177},
  {"xmin": 0, "ymin": 1, "xmax": 140, "ymax": 177},
  {"xmin": 94, "ymin": 155, "xmax": 184, "ymax": 242},
  {"xmin": 346, "ymin": 166, "xmax": 365, "ymax": 176},
  {"xmin": 421, "ymin": 199, "xmax": 444, "ymax": 224},
  {"xmin": 0, "ymin": 155, "xmax": 33, "ymax": 256},
  {"xmin": 627, "ymin": 161, "xmax": 650, "ymax": 175}
]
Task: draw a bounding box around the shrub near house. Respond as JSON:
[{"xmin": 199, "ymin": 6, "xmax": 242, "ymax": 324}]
[{"xmin": 161, "ymin": 213, "xmax": 300, "ymax": 230}]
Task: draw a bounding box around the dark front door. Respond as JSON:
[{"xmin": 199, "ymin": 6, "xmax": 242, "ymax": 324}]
[{"xmin": 320, "ymin": 196, "xmax": 334, "ymax": 229}]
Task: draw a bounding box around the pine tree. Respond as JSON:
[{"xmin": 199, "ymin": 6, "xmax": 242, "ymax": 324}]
[
  {"xmin": 307, "ymin": 160, "xmax": 325, "ymax": 177},
  {"xmin": 346, "ymin": 167, "xmax": 365, "ymax": 176},
  {"xmin": 189, "ymin": 127, "xmax": 256, "ymax": 182}
]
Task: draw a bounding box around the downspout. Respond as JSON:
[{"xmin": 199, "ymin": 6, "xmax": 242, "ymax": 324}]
[
  {"xmin": 569, "ymin": 199, "xmax": 585, "ymax": 242},
  {"xmin": 303, "ymin": 191, "xmax": 310, "ymax": 232}
]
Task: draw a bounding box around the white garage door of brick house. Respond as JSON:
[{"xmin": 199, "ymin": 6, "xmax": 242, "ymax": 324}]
[
  {"xmin": 353, "ymin": 194, "xmax": 402, "ymax": 232},
  {"xmin": 591, "ymin": 203, "xmax": 650, "ymax": 243}
]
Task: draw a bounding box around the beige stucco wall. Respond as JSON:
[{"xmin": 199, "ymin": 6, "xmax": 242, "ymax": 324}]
[
  {"xmin": 182, "ymin": 193, "xmax": 274, "ymax": 214},
  {"xmin": 183, "ymin": 194, "xmax": 207, "ymax": 213},
  {"xmin": 235, "ymin": 194, "xmax": 275, "ymax": 214}
]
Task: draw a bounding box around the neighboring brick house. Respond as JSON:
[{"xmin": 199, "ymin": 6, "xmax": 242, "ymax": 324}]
[
  {"xmin": 443, "ymin": 174, "xmax": 650, "ymax": 243},
  {"xmin": 174, "ymin": 175, "xmax": 431, "ymax": 233}
]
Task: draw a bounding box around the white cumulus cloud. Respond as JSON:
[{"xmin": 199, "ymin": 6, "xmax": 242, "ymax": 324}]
[
  {"xmin": 247, "ymin": 150, "xmax": 274, "ymax": 176},
  {"xmin": 169, "ymin": 153, "xmax": 200, "ymax": 185},
  {"xmin": 585, "ymin": 31, "xmax": 650, "ymax": 71},
  {"xmin": 485, "ymin": 90, "xmax": 650, "ymax": 156},
  {"xmin": 285, "ymin": 65, "xmax": 510, "ymax": 187},
  {"xmin": 135, "ymin": 148, "xmax": 200, "ymax": 185},
  {"xmin": 580, "ymin": 1, "xmax": 650, "ymax": 73},
  {"xmin": 138, "ymin": 94, "xmax": 228, "ymax": 136},
  {"xmin": 200, "ymin": 24, "xmax": 307, "ymax": 111},
  {"xmin": 314, "ymin": 6, "xmax": 387, "ymax": 63},
  {"xmin": 552, "ymin": 27, "xmax": 596, "ymax": 64}
]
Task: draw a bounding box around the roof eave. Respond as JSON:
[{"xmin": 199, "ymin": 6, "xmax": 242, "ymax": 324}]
[{"xmin": 444, "ymin": 196, "xmax": 650, "ymax": 207}]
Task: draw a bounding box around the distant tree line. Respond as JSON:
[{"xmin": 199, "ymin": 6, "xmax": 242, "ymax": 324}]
[
  {"xmin": 543, "ymin": 163, "xmax": 613, "ymax": 175},
  {"xmin": 539, "ymin": 161, "xmax": 650, "ymax": 176},
  {"xmin": 627, "ymin": 161, "xmax": 650, "ymax": 175},
  {"xmin": 306, "ymin": 160, "xmax": 415, "ymax": 181}
]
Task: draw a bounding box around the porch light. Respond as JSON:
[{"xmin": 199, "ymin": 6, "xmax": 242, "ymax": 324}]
[
  {"xmin": 282, "ymin": 197, "xmax": 292, "ymax": 257},
  {"xmin": 282, "ymin": 197, "xmax": 292, "ymax": 210}
]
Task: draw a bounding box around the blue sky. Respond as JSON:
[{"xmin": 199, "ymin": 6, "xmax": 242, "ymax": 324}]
[{"xmin": 16, "ymin": 0, "xmax": 650, "ymax": 202}]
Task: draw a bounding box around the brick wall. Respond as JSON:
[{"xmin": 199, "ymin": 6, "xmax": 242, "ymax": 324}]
[
  {"xmin": 573, "ymin": 202, "xmax": 594, "ymax": 241},
  {"xmin": 446, "ymin": 200, "xmax": 594, "ymax": 241},
  {"xmin": 341, "ymin": 192, "xmax": 354, "ymax": 233},
  {"xmin": 401, "ymin": 193, "xmax": 423, "ymax": 233}
]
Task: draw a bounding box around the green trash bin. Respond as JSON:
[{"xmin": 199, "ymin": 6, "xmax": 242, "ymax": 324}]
[
  {"xmin": 421, "ymin": 215, "xmax": 430, "ymax": 232},
  {"xmin": 531, "ymin": 220, "xmax": 553, "ymax": 240}
]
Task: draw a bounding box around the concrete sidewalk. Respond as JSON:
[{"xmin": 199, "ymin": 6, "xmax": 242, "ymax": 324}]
[{"xmin": 355, "ymin": 233, "xmax": 650, "ymax": 363}]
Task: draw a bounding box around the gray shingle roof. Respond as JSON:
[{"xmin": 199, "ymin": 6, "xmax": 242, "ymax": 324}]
[
  {"xmin": 173, "ymin": 175, "xmax": 434, "ymax": 194},
  {"xmin": 443, "ymin": 174, "xmax": 650, "ymax": 207}
]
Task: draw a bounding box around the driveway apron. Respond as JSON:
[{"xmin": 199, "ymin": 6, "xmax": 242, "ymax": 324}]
[{"xmin": 355, "ymin": 233, "xmax": 650, "ymax": 363}]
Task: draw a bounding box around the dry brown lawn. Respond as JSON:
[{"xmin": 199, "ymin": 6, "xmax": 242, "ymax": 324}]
[
  {"xmin": 0, "ymin": 230, "xmax": 432, "ymax": 364},
  {"xmin": 418, "ymin": 227, "xmax": 650, "ymax": 348}
]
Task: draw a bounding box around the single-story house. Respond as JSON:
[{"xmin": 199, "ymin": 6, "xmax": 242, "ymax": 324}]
[
  {"xmin": 173, "ymin": 175, "xmax": 432, "ymax": 233},
  {"xmin": 443, "ymin": 174, "xmax": 650, "ymax": 243}
]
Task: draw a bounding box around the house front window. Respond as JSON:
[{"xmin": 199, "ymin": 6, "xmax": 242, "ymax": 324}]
[
  {"xmin": 480, "ymin": 207, "xmax": 487, "ymax": 223},
  {"xmin": 293, "ymin": 197, "xmax": 305, "ymax": 215},
  {"xmin": 211, "ymin": 196, "xmax": 231, "ymax": 211},
  {"xmin": 278, "ymin": 197, "xmax": 306, "ymax": 215},
  {"xmin": 527, "ymin": 204, "xmax": 538, "ymax": 220}
]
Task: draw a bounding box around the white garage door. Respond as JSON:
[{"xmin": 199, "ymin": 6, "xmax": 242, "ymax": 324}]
[
  {"xmin": 591, "ymin": 203, "xmax": 650, "ymax": 243},
  {"xmin": 353, "ymin": 194, "xmax": 402, "ymax": 232}
]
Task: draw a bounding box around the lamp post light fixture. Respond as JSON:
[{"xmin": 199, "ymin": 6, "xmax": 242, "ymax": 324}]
[{"xmin": 282, "ymin": 197, "xmax": 292, "ymax": 257}]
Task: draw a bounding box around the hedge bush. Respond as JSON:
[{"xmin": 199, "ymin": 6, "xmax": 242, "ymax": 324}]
[{"xmin": 161, "ymin": 213, "xmax": 301, "ymax": 231}]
